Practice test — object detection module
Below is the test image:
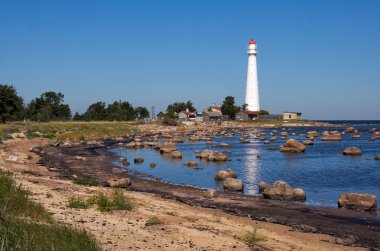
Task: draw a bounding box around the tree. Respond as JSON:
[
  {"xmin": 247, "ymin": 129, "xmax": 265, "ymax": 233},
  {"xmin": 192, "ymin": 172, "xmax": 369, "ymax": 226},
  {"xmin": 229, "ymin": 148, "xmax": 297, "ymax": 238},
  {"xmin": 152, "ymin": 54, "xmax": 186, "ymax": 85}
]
[
  {"xmin": 241, "ymin": 104, "xmax": 248, "ymax": 111},
  {"xmin": 166, "ymin": 101, "xmax": 195, "ymax": 114},
  {"xmin": 258, "ymin": 109, "xmax": 269, "ymax": 115},
  {"xmin": 83, "ymin": 102, "xmax": 106, "ymax": 121},
  {"xmin": 26, "ymin": 91, "xmax": 71, "ymax": 121},
  {"xmin": 105, "ymin": 101, "xmax": 136, "ymax": 121},
  {"xmin": 0, "ymin": 84, "xmax": 24, "ymax": 123},
  {"xmin": 135, "ymin": 106, "xmax": 149, "ymax": 120},
  {"xmin": 221, "ymin": 96, "xmax": 239, "ymax": 120}
]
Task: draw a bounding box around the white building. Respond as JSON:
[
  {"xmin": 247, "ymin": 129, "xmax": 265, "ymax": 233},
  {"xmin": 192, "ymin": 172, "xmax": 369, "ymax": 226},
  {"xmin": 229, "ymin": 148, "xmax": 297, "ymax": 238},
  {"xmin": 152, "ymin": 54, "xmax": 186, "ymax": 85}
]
[{"xmin": 244, "ymin": 39, "xmax": 260, "ymax": 112}]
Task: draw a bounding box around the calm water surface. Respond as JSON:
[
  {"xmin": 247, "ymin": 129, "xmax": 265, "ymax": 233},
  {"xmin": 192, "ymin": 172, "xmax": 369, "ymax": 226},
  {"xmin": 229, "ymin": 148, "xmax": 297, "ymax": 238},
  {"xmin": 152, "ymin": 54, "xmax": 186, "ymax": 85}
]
[{"xmin": 111, "ymin": 125, "xmax": 380, "ymax": 207}]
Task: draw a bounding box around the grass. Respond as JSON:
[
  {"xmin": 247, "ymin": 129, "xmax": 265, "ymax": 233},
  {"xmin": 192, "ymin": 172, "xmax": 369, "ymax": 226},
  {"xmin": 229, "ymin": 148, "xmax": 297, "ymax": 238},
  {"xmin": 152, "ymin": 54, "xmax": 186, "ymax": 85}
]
[
  {"xmin": 241, "ymin": 230, "xmax": 266, "ymax": 245},
  {"xmin": 68, "ymin": 196, "xmax": 88, "ymax": 209},
  {"xmin": 145, "ymin": 216, "xmax": 161, "ymax": 226},
  {"xmin": 0, "ymin": 170, "xmax": 101, "ymax": 250},
  {"xmin": 73, "ymin": 177, "xmax": 99, "ymax": 187},
  {"xmin": 87, "ymin": 189, "xmax": 133, "ymax": 212},
  {"xmin": 0, "ymin": 121, "xmax": 139, "ymax": 141}
]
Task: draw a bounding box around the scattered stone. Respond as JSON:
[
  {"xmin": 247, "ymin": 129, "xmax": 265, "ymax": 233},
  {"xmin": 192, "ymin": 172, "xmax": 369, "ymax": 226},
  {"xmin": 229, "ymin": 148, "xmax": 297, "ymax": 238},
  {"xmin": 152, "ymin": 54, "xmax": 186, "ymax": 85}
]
[
  {"xmin": 223, "ymin": 178, "xmax": 244, "ymax": 191},
  {"xmin": 352, "ymin": 134, "xmax": 360, "ymax": 139},
  {"xmin": 280, "ymin": 139, "xmax": 305, "ymax": 153},
  {"xmin": 344, "ymin": 127, "xmax": 357, "ymax": 133},
  {"xmin": 183, "ymin": 161, "xmax": 198, "ymax": 166},
  {"xmin": 343, "ymin": 147, "xmax": 362, "ymax": 156},
  {"xmin": 338, "ymin": 193, "xmax": 377, "ymax": 211},
  {"xmin": 107, "ymin": 178, "xmax": 131, "ymax": 188},
  {"xmin": 220, "ymin": 143, "xmax": 230, "ymax": 147},
  {"xmin": 204, "ymin": 189, "xmax": 217, "ymax": 199},
  {"xmin": 303, "ymin": 140, "xmax": 313, "ymax": 145},
  {"xmin": 263, "ymin": 181, "xmax": 293, "ymax": 201},
  {"xmin": 335, "ymin": 235, "xmax": 359, "ymax": 246},
  {"xmin": 134, "ymin": 158, "xmax": 144, "ymax": 164},
  {"xmin": 306, "ymin": 131, "xmax": 318, "ymax": 138},
  {"xmin": 215, "ymin": 169, "xmax": 237, "ymax": 180},
  {"xmin": 258, "ymin": 181, "xmax": 269, "ymax": 193},
  {"xmin": 321, "ymin": 133, "xmax": 342, "ymax": 141},
  {"xmin": 149, "ymin": 162, "xmax": 156, "ymax": 168},
  {"xmin": 171, "ymin": 151, "xmax": 182, "ymax": 158},
  {"xmin": 374, "ymin": 155, "xmax": 380, "ymax": 160},
  {"xmin": 293, "ymin": 188, "xmax": 306, "ymax": 202}
]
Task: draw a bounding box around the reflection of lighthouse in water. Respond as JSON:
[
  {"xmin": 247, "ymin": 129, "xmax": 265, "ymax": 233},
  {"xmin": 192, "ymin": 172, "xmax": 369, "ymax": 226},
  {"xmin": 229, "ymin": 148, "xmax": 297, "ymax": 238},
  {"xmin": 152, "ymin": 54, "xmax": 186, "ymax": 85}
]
[{"xmin": 244, "ymin": 145, "xmax": 260, "ymax": 195}]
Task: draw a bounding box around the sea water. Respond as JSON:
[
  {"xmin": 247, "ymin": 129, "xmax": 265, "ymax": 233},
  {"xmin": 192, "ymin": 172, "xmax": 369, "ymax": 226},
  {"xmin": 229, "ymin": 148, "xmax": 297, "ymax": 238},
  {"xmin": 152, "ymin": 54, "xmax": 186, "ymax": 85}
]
[{"xmin": 112, "ymin": 123, "xmax": 380, "ymax": 207}]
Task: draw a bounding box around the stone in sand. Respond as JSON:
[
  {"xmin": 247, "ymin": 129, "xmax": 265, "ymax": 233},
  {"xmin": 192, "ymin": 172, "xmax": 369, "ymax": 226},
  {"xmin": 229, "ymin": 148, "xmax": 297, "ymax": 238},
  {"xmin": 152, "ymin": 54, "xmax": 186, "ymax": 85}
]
[
  {"xmin": 223, "ymin": 178, "xmax": 244, "ymax": 191},
  {"xmin": 263, "ymin": 181, "xmax": 294, "ymax": 201},
  {"xmin": 204, "ymin": 189, "xmax": 217, "ymax": 199},
  {"xmin": 338, "ymin": 193, "xmax": 377, "ymax": 211},
  {"xmin": 107, "ymin": 178, "xmax": 131, "ymax": 188},
  {"xmin": 343, "ymin": 147, "xmax": 362, "ymax": 156}
]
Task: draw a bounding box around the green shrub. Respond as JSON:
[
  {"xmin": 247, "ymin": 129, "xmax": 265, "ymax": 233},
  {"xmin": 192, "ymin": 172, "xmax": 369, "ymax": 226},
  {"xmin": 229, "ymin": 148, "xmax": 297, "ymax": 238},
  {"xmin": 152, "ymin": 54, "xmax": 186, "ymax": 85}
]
[
  {"xmin": 68, "ymin": 197, "xmax": 88, "ymax": 209},
  {"xmin": 73, "ymin": 177, "xmax": 99, "ymax": 186},
  {"xmin": 145, "ymin": 216, "xmax": 161, "ymax": 226},
  {"xmin": 88, "ymin": 189, "xmax": 133, "ymax": 212},
  {"xmin": 26, "ymin": 129, "xmax": 40, "ymax": 139},
  {"xmin": 242, "ymin": 230, "xmax": 265, "ymax": 244}
]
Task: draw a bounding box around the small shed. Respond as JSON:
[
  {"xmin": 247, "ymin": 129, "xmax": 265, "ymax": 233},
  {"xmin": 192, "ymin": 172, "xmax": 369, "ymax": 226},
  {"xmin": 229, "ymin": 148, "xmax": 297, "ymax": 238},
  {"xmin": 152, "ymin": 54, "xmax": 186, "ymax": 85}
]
[
  {"xmin": 236, "ymin": 110, "xmax": 258, "ymax": 121},
  {"xmin": 283, "ymin": 112, "xmax": 302, "ymax": 120}
]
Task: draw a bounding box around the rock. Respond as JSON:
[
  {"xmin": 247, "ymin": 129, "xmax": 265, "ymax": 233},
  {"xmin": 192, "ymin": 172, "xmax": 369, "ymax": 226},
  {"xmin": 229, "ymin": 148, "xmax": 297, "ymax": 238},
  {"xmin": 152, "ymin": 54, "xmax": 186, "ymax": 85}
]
[
  {"xmin": 134, "ymin": 158, "xmax": 144, "ymax": 164},
  {"xmin": 159, "ymin": 143, "xmax": 176, "ymax": 153},
  {"xmin": 321, "ymin": 133, "xmax": 342, "ymax": 141},
  {"xmin": 258, "ymin": 181, "xmax": 269, "ymax": 193},
  {"xmin": 171, "ymin": 151, "xmax": 182, "ymax": 158},
  {"xmin": 283, "ymin": 139, "xmax": 305, "ymax": 152},
  {"xmin": 263, "ymin": 181, "xmax": 293, "ymax": 200},
  {"xmin": 106, "ymin": 178, "xmax": 131, "ymax": 188},
  {"xmin": 223, "ymin": 178, "xmax": 244, "ymax": 191},
  {"xmin": 5, "ymin": 155, "xmax": 24, "ymax": 164},
  {"xmin": 270, "ymin": 137, "xmax": 276, "ymax": 141},
  {"xmin": 52, "ymin": 141, "xmax": 61, "ymax": 147},
  {"xmin": 303, "ymin": 140, "xmax": 313, "ymax": 145},
  {"xmin": 343, "ymin": 147, "xmax": 362, "ymax": 156},
  {"xmin": 352, "ymin": 134, "xmax": 360, "ymax": 139},
  {"xmin": 369, "ymin": 136, "xmax": 377, "ymax": 141},
  {"xmin": 183, "ymin": 161, "xmax": 198, "ymax": 166},
  {"xmin": 335, "ymin": 235, "xmax": 359, "ymax": 246},
  {"xmin": 119, "ymin": 157, "xmax": 127, "ymax": 162},
  {"xmin": 338, "ymin": 193, "xmax": 377, "ymax": 211},
  {"xmin": 200, "ymin": 150, "xmax": 212, "ymax": 158},
  {"xmin": 149, "ymin": 162, "xmax": 156, "ymax": 168},
  {"xmin": 214, "ymin": 153, "xmax": 228, "ymax": 161},
  {"xmin": 204, "ymin": 189, "xmax": 217, "ymax": 199},
  {"xmin": 306, "ymin": 131, "xmax": 318, "ymax": 137},
  {"xmin": 215, "ymin": 169, "xmax": 237, "ymax": 180},
  {"xmin": 220, "ymin": 143, "xmax": 230, "ymax": 147},
  {"xmin": 344, "ymin": 127, "xmax": 357, "ymax": 133},
  {"xmin": 293, "ymin": 188, "xmax": 306, "ymax": 201},
  {"xmin": 375, "ymin": 155, "xmax": 380, "ymax": 160}
]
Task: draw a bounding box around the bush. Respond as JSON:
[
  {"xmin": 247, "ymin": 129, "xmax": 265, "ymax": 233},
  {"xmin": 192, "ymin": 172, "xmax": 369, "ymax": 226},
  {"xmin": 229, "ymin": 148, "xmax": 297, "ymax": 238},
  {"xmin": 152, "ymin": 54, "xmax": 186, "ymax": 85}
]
[
  {"xmin": 73, "ymin": 177, "xmax": 99, "ymax": 187},
  {"xmin": 145, "ymin": 216, "xmax": 161, "ymax": 226},
  {"xmin": 68, "ymin": 196, "xmax": 88, "ymax": 209},
  {"xmin": 87, "ymin": 189, "xmax": 133, "ymax": 212},
  {"xmin": 241, "ymin": 230, "xmax": 265, "ymax": 245}
]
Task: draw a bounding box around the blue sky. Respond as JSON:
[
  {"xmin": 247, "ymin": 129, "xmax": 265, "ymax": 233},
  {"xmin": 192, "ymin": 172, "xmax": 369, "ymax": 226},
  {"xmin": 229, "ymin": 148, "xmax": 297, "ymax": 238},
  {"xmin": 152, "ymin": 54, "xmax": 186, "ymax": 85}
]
[{"xmin": 1, "ymin": 0, "xmax": 379, "ymax": 119}]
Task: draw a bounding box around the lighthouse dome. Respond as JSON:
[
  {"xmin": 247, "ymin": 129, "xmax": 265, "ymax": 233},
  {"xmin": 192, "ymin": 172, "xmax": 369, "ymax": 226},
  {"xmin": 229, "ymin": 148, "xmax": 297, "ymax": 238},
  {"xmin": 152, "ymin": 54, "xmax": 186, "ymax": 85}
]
[{"xmin": 249, "ymin": 39, "xmax": 256, "ymax": 44}]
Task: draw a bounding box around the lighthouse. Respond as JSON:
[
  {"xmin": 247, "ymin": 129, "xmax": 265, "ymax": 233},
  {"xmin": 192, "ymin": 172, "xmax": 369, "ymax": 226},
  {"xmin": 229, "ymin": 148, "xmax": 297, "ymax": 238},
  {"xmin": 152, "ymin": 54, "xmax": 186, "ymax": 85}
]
[{"xmin": 244, "ymin": 39, "xmax": 260, "ymax": 112}]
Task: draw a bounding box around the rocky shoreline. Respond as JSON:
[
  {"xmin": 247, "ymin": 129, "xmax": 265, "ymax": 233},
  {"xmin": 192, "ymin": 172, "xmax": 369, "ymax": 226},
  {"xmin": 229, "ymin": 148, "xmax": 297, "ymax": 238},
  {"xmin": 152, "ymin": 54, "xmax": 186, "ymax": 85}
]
[{"xmin": 36, "ymin": 136, "xmax": 380, "ymax": 249}]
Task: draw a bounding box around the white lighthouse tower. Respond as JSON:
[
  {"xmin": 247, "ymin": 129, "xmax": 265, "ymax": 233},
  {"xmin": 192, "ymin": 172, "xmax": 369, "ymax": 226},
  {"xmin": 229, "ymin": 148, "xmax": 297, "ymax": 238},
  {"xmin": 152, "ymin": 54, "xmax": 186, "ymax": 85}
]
[{"xmin": 244, "ymin": 39, "xmax": 260, "ymax": 112}]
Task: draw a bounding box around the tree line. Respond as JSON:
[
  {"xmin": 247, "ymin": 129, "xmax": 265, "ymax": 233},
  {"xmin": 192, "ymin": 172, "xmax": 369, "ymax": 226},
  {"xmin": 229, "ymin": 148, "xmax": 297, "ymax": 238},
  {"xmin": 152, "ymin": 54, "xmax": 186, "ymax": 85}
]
[{"xmin": 0, "ymin": 84, "xmax": 149, "ymax": 122}]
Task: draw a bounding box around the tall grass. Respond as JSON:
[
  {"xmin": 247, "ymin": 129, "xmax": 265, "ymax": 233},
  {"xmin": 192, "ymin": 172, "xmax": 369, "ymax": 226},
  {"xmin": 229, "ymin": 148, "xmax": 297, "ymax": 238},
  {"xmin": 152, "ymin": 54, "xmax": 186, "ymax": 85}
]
[
  {"xmin": 0, "ymin": 121, "xmax": 139, "ymax": 140},
  {"xmin": 0, "ymin": 170, "xmax": 101, "ymax": 250}
]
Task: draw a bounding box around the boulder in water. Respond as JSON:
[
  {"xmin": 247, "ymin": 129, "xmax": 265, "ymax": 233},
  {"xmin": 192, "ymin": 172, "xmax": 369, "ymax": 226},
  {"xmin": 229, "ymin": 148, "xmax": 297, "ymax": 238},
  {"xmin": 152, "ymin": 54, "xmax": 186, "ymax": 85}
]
[
  {"xmin": 343, "ymin": 147, "xmax": 362, "ymax": 156},
  {"xmin": 321, "ymin": 133, "xmax": 342, "ymax": 141},
  {"xmin": 171, "ymin": 150, "xmax": 182, "ymax": 158},
  {"xmin": 258, "ymin": 181, "xmax": 269, "ymax": 194},
  {"xmin": 134, "ymin": 158, "xmax": 144, "ymax": 164},
  {"xmin": 293, "ymin": 188, "xmax": 306, "ymax": 202},
  {"xmin": 215, "ymin": 169, "xmax": 237, "ymax": 180}
]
